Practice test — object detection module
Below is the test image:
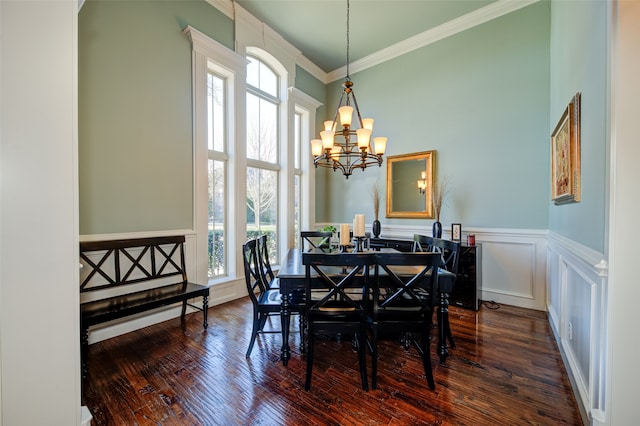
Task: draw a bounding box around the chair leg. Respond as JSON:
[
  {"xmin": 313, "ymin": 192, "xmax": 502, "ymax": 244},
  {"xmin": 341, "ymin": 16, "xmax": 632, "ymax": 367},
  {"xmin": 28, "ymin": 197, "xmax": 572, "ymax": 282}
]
[
  {"xmin": 444, "ymin": 311, "xmax": 455, "ymax": 349},
  {"xmin": 305, "ymin": 324, "xmax": 314, "ymax": 391},
  {"xmin": 422, "ymin": 327, "xmax": 436, "ymax": 390},
  {"xmin": 246, "ymin": 310, "xmax": 260, "ymax": 358}
]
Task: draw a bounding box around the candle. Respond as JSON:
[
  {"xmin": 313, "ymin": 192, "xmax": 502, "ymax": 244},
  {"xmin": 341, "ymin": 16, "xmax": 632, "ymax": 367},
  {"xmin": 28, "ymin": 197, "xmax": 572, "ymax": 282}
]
[
  {"xmin": 354, "ymin": 214, "xmax": 365, "ymax": 237},
  {"xmin": 340, "ymin": 224, "xmax": 350, "ymax": 246}
]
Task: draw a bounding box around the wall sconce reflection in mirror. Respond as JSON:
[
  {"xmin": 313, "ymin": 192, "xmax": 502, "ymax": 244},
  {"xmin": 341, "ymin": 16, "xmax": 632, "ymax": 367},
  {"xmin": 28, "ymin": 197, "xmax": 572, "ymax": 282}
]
[
  {"xmin": 386, "ymin": 151, "xmax": 436, "ymax": 219},
  {"xmin": 417, "ymin": 171, "xmax": 427, "ymax": 194}
]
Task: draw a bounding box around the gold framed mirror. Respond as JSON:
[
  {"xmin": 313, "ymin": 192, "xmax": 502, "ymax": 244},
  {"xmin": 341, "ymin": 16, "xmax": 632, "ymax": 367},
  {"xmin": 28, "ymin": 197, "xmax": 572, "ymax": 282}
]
[{"xmin": 385, "ymin": 151, "xmax": 435, "ymax": 218}]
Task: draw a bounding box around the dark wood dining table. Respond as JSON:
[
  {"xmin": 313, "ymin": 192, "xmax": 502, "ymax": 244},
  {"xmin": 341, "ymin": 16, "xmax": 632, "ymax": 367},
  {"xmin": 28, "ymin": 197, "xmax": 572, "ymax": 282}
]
[{"xmin": 276, "ymin": 248, "xmax": 454, "ymax": 366}]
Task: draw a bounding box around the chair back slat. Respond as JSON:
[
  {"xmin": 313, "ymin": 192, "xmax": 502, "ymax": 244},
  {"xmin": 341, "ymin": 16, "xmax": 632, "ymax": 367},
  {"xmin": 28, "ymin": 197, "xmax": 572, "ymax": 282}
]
[
  {"xmin": 372, "ymin": 252, "xmax": 442, "ymax": 313},
  {"xmin": 302, "ymin": 252, "xmax": 373, "ymax": 314},
  {"xmin": 257, "ymin": 234, "xmax": 276, "ymax": 287},
  {"xmin": 242, "ymin": 239, "xmax": 266, "ymax": 302},
  {"xmin": 413, "ymin": 234, "xmax": 461, "ymax": 275},
  {"xmin": 300, "ymin": 231, "xmax": 332, "ymax": 252}
]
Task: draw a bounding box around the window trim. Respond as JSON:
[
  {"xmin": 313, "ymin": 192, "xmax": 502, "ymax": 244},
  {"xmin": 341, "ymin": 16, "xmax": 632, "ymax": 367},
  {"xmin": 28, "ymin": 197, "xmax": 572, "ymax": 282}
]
[{"xmin": 185, "ymin": 26, "xmax": 247, "ymax": 286}]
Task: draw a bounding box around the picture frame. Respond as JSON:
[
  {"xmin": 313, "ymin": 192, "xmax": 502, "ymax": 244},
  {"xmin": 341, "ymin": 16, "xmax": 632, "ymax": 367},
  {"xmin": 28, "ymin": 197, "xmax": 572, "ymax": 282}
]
[
  {"xmin": 451, "ymin": 223, "xmax": 461, "ymax": 241},
  {"xmin": 551, "ymin": 93, "xmax": 581, "ymax": 205}
]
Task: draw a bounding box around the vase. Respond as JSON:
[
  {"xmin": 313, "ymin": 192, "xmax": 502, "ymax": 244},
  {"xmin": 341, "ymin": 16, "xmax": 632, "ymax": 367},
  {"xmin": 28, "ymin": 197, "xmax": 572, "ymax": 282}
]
[
  {"xmin": 432, "ymin": 221, "xmax": 442, "ymax": 238},
  {"xmin": 372, "ymin": 219, "xmax": 381, "ymax": 238}
]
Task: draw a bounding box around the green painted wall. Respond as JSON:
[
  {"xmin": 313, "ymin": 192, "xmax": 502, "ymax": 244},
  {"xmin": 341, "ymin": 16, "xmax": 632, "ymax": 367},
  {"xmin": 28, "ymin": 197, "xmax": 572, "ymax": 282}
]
[
  {"xmin": 78, "ymin": 0, "xmax": 233, "ymax": 234},
  {"xmin": 317, "ymin": 2, "xmax": 551, "ymax": 232},
  {"xmin": 549, "ymin": 1, "xmax": 607, "ymax": 252}
]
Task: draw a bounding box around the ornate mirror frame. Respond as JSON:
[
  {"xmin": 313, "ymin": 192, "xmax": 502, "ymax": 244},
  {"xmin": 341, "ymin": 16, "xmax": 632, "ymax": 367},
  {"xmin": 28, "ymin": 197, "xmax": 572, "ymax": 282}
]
[{"xmin": 385, "ymin": 150, "xmax": 436, "ymax": 219}]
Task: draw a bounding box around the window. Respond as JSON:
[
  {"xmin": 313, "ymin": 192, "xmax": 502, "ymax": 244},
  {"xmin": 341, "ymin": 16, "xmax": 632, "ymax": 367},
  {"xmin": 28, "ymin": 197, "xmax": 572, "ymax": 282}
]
[
  {"xmin": 293, "ymin": 111, "xmax": 302, "ymax": 248},
  {"xmin": 186, "ymin": 26, "xmax": 246, "ymax": 286},
  {"xmin": 207, "ymin": 72, "xmax": 228, "ymax": 278},
  {"xmin": 246, "ymin": 56, "xmax": 280, "ymax": 262}
]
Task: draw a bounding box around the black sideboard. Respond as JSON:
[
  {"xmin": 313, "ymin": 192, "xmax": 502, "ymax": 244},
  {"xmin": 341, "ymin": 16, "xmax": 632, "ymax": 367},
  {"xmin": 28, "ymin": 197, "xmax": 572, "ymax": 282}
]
[{"xmin": 369, "ymin": 237, "xmax": 482, "ymax": 311}]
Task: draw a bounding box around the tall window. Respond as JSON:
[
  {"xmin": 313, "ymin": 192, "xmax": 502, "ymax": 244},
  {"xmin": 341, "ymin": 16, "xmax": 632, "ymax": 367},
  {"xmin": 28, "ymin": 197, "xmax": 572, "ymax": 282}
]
[
  {"xmin": 246, "ymin": 56, "xmax": 280, "ymax": 261},
  {"xmin": 207, "ymin": 71, "xmax": 228, "ymax": 279},
  {"xmin": 293, "ymin": 111, "xmax": 302, "ymax": 248}
]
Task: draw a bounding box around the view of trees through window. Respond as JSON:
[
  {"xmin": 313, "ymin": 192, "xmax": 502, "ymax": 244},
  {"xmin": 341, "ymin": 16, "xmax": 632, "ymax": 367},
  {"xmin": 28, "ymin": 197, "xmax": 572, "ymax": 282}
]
[
  {"xmin": 246, "ymin": 56, "xmax": 279, "ymax": 262},
  {"xmin": 207, "ymin": 72, "xmax": 226, "ymax": 278}
]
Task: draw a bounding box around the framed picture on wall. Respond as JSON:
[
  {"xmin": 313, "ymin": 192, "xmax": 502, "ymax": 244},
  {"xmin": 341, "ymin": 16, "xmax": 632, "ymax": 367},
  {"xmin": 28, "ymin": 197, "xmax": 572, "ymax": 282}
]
[
  {"xmin": 451, "ymin": 223, "xmax": 461, "ymax": 241},
  {"xmin": 551, "ymin": 93, "xmax": 581, "ymax": 205}
]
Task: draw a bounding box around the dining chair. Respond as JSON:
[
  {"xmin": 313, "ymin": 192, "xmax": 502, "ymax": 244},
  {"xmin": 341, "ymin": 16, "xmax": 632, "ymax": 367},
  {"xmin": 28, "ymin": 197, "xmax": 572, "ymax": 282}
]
[
  {"xmin": 242, "ymin": 238, "xmax": 303, "ymax": 358},
  {"xmin": 302, "ymin": 251, "xmax": 373, "ymax": 391},
  {"xmin": 413, "ymin": 234, "xmax": 461, "ymax": 362},
  {"xmin": 368, "ymin": 252, "xmax": 442, "ymax": 390},
  {"xmin": 300, "ymin": 231, "xmax": 333, "ymax": 252}
]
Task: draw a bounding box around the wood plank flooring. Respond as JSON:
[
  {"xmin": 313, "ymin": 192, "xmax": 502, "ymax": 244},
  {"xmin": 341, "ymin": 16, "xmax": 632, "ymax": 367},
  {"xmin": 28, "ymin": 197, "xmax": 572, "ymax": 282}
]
[{"xmin": 81, "ymin": 298, "xmax": 583, "ymax": 425}]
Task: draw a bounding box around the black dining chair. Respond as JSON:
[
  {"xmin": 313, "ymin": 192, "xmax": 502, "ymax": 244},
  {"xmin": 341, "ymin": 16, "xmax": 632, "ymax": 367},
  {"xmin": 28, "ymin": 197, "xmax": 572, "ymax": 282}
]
[
  {"xmin": 413, "ymin": 234, "xmax": 461, "ymax": 362},
  {"xmin": 302, "ymin": 251, "xmax": 373, "ymax": 391},
  {"xmin": 368, "ymin": 252, "xmax": 442, "ymax": 390},
  {"xmin": 300, "ymin": 231, "xmax": 333, "ymax": 252},
  {"xmin": 242, "ymin": 238, "xmax": 303, "ymax": 358}
]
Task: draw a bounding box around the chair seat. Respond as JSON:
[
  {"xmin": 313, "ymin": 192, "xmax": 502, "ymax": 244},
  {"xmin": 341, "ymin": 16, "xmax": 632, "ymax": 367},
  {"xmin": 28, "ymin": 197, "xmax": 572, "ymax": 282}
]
[{"xmin": 258, "ymin": 289, "xmax": 284, "ymax": 306}]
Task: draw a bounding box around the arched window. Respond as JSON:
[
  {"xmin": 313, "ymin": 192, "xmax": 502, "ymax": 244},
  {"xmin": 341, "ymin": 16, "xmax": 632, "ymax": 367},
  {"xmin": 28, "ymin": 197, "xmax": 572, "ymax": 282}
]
[{"xmin": 246, "ymin": 56, "xmax": 280, "ymax": 261}]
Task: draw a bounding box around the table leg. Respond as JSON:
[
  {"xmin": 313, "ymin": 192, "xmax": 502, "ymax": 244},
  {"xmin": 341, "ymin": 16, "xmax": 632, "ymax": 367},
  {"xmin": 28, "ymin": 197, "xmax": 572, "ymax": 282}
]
[
  {"xmin": 438, "ymin": 291, "xmax": 450, "ymax": 363},
  {"xmin": 280, "ymin": 292, "xmax": 291, "ymax": 366}
]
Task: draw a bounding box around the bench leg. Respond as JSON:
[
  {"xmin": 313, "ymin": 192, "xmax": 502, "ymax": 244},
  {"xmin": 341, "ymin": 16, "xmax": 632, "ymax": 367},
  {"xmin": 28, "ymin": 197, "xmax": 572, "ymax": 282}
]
[
  {"xmin": 202, "ymin": 295, "xmax": 209, "ymax": 329},
  {"xmin": 181, "ymin": 299, "xmax": 188, "ymax": 320},
  {"xmin": 81, "ymin": 326, "xmax": 89, "ymax": 379}
]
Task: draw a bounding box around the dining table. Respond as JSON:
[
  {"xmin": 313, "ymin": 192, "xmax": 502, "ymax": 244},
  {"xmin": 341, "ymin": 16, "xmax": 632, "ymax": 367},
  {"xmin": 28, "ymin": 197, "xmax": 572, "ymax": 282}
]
[{"xmin": 276, "ymin": 247, "xmax": 455, "ymax": 366}]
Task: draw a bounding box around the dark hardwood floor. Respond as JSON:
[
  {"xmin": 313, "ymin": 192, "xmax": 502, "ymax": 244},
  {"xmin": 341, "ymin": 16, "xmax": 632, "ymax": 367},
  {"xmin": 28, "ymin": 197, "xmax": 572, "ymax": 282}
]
[{"xmin": 82, "ymin": 298, "xmax": 583, "ymax": 425}]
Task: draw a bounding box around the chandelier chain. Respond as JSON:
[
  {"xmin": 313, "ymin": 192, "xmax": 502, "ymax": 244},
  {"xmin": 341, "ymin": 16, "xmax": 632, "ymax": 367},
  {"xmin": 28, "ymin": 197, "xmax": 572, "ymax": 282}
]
[{"xmin": 346, "ymin": 0, "xmax": 350, "ymax": 79}]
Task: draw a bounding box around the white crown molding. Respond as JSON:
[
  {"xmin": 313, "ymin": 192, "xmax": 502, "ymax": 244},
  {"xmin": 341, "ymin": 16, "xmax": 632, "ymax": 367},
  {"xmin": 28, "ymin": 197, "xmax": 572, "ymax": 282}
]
[
  {"xmin": 296, "ymin": 55, "xmax": 328, "ymax": 83},
  {"xmin": 327, "ymin": 0, "xmax": 541, "ymax": 82},
  {"xmin": 205, "ymin": 0, "xmax": 234, "ymax": 19},
  {"xmin": 289, "ymin": 87, "xmax": 323, "ymax": 110},
  {"xmin": 205, "ymin": 0, "xmax": 540, "ymax": 85}
]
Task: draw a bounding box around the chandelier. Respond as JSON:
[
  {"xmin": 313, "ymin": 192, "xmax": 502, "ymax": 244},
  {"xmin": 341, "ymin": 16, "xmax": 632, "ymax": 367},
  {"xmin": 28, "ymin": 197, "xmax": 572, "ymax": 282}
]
[{"xmin": 310, "ymin": 0, "xmax": 387, "ymax": 179}]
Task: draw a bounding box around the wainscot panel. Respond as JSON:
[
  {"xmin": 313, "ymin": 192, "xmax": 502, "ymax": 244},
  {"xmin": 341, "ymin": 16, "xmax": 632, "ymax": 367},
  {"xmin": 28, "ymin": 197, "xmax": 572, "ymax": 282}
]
[{"xmin": 547, "ymin": 231, "xmax": 608, "ymax": 425}]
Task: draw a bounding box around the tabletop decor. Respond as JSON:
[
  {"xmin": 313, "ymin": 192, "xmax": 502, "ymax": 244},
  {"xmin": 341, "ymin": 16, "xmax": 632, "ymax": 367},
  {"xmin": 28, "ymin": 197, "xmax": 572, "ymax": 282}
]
[
  {"xmin": 432, "ymin": 178, "xmax": 449, "ymax": 238},
  {"xmin": 451, "ymin": 223, "xmax": 462, "ymax": 241},
  {"xmin": 551, "ymin": 92, "xmax": 581, "ymax": 205},
  {"xmin": 372, "ymin": 183, "xmax": 381, "ymax": 237}
]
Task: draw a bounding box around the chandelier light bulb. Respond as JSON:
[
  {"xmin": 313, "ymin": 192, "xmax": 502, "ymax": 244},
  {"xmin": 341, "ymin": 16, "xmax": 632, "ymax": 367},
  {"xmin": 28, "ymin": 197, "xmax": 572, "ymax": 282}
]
[
  {"xmin": 311, "ymin": 139, "xmax": 323, "ymax": 156},
  {"xmin": 320, "ymin": 130, "xmax": 335, "ymax": 149},
  {"xmin": 339, "ymin": 106, "xmax": 353, "ymax": 127},
  {"xmin": 373, "ymin": 137, "xmax": 387, "ymax": 155}
]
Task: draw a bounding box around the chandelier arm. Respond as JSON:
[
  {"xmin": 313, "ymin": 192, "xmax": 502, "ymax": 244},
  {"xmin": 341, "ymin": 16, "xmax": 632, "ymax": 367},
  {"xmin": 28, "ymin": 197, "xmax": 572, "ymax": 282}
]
[
  {"xmin": 349, "ymin": 90, "xmax": 365, "ymax": 129},
  {"xmin": 332, "ymin": 89, "xmax": 348, "ymax": 126}
]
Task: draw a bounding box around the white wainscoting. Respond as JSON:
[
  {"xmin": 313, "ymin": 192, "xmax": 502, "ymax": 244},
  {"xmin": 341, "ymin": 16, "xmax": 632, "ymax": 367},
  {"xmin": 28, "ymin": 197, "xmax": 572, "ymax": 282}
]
[
  {"xmin": 546, "ymin": 232, "xmax": 608, "ymax": 425},
  {"xmin": 362, "ymin": 224, "xmax": 549, "ymax": 310}
]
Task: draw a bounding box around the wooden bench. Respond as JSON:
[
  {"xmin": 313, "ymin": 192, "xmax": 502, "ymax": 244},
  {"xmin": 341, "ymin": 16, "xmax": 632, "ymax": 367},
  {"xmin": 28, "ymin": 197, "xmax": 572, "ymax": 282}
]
[{"xmin": 80, "ymin": 235, "xmax": 209, "ymax": 376}]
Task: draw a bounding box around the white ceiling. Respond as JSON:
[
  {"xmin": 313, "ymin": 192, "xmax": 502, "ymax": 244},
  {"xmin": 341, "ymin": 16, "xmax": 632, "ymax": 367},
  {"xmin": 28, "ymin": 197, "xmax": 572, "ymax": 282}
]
[{"xmin": 233, "ymin": 0, "xmax": 502, "ymax": 74}]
